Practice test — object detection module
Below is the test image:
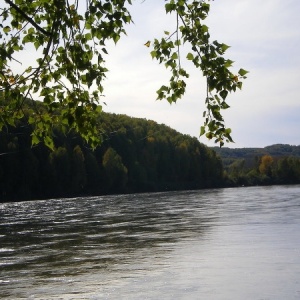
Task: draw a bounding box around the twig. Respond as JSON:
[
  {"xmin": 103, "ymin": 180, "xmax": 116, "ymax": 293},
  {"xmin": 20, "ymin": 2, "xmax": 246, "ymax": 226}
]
[{"xmin": 4, "ymin": 0, "xmax": 51, "ymax": 36}]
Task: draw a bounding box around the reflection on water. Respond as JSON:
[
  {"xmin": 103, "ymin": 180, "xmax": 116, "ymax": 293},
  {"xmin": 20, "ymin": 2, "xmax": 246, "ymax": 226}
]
[{"xmin": 0, "ymin": 186, "xmax": 300, "ymax": 299}]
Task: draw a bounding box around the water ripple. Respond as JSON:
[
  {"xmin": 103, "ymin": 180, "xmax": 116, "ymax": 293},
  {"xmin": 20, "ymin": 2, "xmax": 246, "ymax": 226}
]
[{"xmin": 1, "ymin": 185, "xmax": 300, "ymax": 299}]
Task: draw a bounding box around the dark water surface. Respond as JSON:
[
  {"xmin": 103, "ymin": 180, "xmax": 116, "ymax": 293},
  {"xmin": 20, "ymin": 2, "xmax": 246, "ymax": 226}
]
[{"xmin": 0, "ymin": 185, "xmax": 300, "ymax": 299}]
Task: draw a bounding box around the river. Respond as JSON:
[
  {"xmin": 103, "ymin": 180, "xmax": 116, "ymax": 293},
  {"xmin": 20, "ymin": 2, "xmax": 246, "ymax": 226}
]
[{"xmin": 0, "ymin": 185, "xmax": 300, "ymax": 299}]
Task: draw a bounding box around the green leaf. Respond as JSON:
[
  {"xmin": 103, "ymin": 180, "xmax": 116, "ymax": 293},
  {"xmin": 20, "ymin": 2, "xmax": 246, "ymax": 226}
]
[
  {"xmin": 25, "ymin": 66, "xmax": 32, "ymax": 73},
  {"xmin": 221, "ymin": 101, "xmax": 230, "ymax": 109},
  {"xmin": 34, "ymin": 41, "xmax": 41, "ymax": 50},
  {"xmin": 225, "ymin": 59, "xmax": 234, "ymax": 68},
  {"xmin": 3, "ymin": 26, "xmax": 11, "ymax": 33},
  {"xmin": 219, "ymin": 90, "xmax": 228, "ymax": 100},
  {"xmin": 206, "ymin": 132, "xmax": 213, "ymax": 139},
  {"xmin": 200, "ymin": 126, "xmax": 205, "ymax": 136},
  {"xmin": 171, "ymin": 52, "xmax": 178, "ymax": 60},
  {"xmin": 225, "ymin": 128, "xmax": 232, "ymax": 134},
  {"xmin": 238, "ymin": 68, "xmax": 249, "ymax": 76},
  {"xmin": 151, "ymin": 50, "xmax": 159, "ymax": 60},
  {"xmin": 186, "ymin": 52, "xmax": 194, "ymax": 60},
  {"xmin": 31, "ymin": 134, "xmax": 40, "ymax": 146},
  {"xmin": 221, "ymin": 43, "xmax": 230, "ymax": 52},
  {"xmin": 113, "ymin": 34, "xmax": 120, "ymax": 44},
  {"xmin": 44, "ymin": 136, "xmax": 54, "ymax": 150},
  {"xmin": 85, "ymin": 33, "xmax": 92, "ymax": 40},
  {"xmin": 201, "ymin": 25, "xmax": 209, "ymax": 33},
  {"xmin": 165, "ymin": 3, "xmax": 176, "ymax": 13}
]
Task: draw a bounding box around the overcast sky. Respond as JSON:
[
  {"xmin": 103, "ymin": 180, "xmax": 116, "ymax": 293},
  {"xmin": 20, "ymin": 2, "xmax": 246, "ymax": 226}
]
[{"xmin": 102, "ymin": 0, "xmax": 300, "ymax": 148}]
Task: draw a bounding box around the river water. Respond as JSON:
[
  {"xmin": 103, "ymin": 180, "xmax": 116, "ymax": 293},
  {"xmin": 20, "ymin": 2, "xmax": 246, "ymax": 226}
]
[{"xmin": 0, "ymin": 185, "xmax": 300, "ymax": 299}]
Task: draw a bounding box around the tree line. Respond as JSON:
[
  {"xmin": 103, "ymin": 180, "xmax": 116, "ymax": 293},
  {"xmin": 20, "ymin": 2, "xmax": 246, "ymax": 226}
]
[
  {"xmin": 0, "ymin": 112, "xmax": 223, "ymax": 202},
  {"xmin": 1, "ymin": 110, "xmax": 299, "ymax": 202},
  {"xmin": 218, "ymin": 147, "xmax": 300, "ymax": 187}
]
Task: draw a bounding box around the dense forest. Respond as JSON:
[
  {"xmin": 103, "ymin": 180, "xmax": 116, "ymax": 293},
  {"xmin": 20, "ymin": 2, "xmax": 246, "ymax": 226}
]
[
  {"xmin": 1, "ymin": 109, "xmax": 300, "ymax": 203},
  {"xmin": 212, "ymin": 144, "xmax": 300, "ymax": 186},
  {"xmin": 0, "ymin": 112, "xmax": 223, "ymax": 202}
]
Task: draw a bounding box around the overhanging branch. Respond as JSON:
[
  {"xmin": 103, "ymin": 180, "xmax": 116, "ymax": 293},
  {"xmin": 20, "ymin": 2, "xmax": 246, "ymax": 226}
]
[{"xmin": 4, "ymin": 0, "xmax": 52, "ymax": 36}]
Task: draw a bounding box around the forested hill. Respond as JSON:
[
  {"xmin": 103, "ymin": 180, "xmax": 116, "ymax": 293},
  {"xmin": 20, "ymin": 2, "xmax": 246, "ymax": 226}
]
[
  {"xmin": 0, "ymin": 112, "xmax": 223, "ymax": 202},
  {"xmin": 212, "ymin": 144, "xmax": 300, "ymax": 158},
  {"xmin": 211, "ymin": 144, "xmax": 300, "ymax": 160},
  {"xmin": 211, "ymin": 144, "xmax": 300, "ymax": 187}
]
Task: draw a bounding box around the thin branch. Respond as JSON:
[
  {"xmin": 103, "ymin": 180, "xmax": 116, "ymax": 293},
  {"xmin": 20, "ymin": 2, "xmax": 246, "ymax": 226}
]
[
  {"xmin": 4, "ymin": 0, "xmax": 52, "ymax": 36},
  {"xmin": 176, "ymin": 12, "xmax": 181, "ymax": 70}
]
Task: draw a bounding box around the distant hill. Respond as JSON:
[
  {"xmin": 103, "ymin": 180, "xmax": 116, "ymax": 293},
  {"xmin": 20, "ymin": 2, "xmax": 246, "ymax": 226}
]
[
  {"xmin": 211, "ymin": 144, "xmax": 300, "ymax": 187},
  {"xmin": 211, "ymin": 144, "xmax": 300, "ymax": 161}
]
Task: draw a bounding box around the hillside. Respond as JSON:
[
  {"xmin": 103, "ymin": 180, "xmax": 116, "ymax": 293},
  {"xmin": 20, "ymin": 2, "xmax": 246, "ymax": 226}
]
[
  {"xmin": 0, "ymin": 112, "xmax": 223, "ymax": 202},
  {"xmin": 212, "ymin": 144, "xmax": 300, "ymax": 160},
  {"xmin": 211, "ymin": 144, "xmax": 300, "ymax": 186},
  {"xmin": 1, "ymin": 106, "xmax": 300, "ymax": 202}
]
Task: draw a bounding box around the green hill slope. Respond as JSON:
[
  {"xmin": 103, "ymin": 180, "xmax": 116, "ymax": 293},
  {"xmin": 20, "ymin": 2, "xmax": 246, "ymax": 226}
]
[{"xmin": 0, "ymin": 112, "xmax": 223, "ymax": 202}]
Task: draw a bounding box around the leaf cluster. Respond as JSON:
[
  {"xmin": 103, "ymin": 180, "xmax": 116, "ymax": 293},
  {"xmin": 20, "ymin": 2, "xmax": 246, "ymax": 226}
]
[
  {"xmin": 150, "ymin": 0, "xmax": 248, "ymax": 146},
  {"xmin": 1, "ymin": 0, "xmax": 132, "ymax": 149},
  {"xmin": 0, "ymin": 0, "xmax": 247, "ymax": 149}
]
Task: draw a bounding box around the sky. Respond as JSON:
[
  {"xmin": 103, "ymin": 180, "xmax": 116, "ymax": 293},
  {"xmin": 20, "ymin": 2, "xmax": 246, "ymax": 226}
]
[{"xmin": 101, "ymin": 0, "xmax": 300, "ymax": 148}]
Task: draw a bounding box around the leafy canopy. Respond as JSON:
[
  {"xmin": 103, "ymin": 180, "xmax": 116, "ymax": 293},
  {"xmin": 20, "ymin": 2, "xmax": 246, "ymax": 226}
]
[{"xmin": 0, "ymin": 0, "xmax": 247, "ymax": 149}]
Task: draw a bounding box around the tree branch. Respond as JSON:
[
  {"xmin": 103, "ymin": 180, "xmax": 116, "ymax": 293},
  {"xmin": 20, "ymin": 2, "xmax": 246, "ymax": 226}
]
[{"xmin": 4, "ymin": 0, "xmax": 52, "ymax": 36}]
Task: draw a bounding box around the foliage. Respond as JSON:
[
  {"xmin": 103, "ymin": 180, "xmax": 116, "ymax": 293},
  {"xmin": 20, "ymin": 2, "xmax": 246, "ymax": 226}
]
[
  {"xmin": 103, "ymin": 147, "xmax": 128, "ymax": 191},
  {"xmin": 152, "ymin": 0, "xmax": 247, "ymax": 146},
  {"xmin": 259, "ymin": 155, "xmax": 274, "ymax": 176},
  {"xmin": 1, "ymin": 0, "xmax": 132, "ymax": 149},
  {"xmin": 219, "ymin": 148, "xmax": 300, "ymax": 187},
  {"xmin": 0, "ymin": 0, "xmax": 247, "ymax": 149},
  {"xmin": 1, "ymin": 111, "xmax": 299, "ymax": 202}
]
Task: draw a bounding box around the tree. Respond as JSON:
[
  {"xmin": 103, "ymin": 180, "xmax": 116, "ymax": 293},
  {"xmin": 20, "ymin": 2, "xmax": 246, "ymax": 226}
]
[
  {"xmin": 259, "ymin": 155, "xmax": 274, "ymax": 177},
  {"xmin": 0, "ymin": 0, "xmax": 247, "ymax": 149},
  {"xmin": 85, "ymin": 151, "xmax": 102, "ymax": 193},
  {"xmin": 48, "ymin": 146, "xmax": 71, "ymax": 195},
  {"xmin": 71, "ymin": 145, "xmax": 87, "ymax": 194},
  {"xmin": 102, "ymin": 147, "xmax": 128, "ymax": 192}
]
